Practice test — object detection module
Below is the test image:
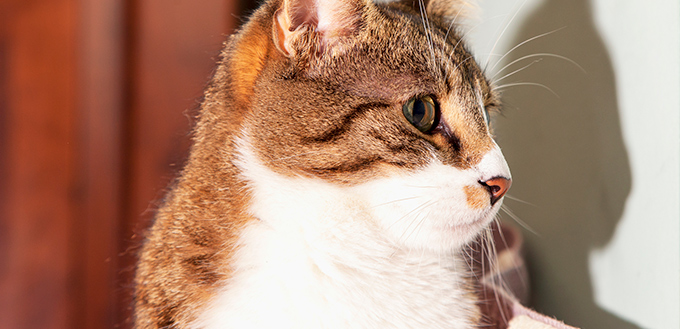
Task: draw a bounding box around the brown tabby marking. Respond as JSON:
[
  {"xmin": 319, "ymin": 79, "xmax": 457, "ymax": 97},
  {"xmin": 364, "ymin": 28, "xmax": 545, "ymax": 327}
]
[
  {"xmin": 464, "ymin": 185, "xmax": 489, "ymax": 209},
  {"xmin": 134, "ymin": 0, "xmax": 501, "ymax": 327}
]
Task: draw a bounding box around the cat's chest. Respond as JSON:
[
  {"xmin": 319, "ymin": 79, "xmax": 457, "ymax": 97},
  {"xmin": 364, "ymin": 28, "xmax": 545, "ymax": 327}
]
[
  {"xmin": 194, "ymin": 219, "xmax": 479, "ymax": 329},
  {"xmin": 192, "ymin": 142, "xmax": 480, "ymax": 328}
]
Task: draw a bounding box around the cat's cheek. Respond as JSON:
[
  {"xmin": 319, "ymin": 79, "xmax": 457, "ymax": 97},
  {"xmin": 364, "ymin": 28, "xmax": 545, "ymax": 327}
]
[{"xmin": 353, "ymin": 162, "xmax": 501, "ymax": 252}]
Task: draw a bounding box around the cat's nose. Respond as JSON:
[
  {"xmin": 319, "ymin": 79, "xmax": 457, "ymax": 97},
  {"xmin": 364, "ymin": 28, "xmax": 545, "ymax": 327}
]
[{"xmin": 480, "ymin": 177, "xmax": 511, "ymax": 206}]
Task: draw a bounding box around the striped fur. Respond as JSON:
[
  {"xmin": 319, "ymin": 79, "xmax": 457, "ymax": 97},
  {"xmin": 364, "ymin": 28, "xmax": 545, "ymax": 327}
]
[{"xmin": 134, "ymin": 0, "xmax": 510, "ymax": 328}]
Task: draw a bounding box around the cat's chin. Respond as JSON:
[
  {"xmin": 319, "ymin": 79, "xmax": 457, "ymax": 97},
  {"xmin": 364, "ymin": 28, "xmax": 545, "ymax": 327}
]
[
  {"xmin": 389, "ymin": 208, "xmax": 500, "ymax": 253},
  {"xmin": 441, "ymin": 211, "xmax": 500, "ymax": 250}
]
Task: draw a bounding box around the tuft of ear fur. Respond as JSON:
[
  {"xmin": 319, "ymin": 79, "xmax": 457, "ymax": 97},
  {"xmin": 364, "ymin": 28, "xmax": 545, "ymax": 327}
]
[{"xmin": 273, "ymin": 0, "xmax": 367, "ymax": 56}]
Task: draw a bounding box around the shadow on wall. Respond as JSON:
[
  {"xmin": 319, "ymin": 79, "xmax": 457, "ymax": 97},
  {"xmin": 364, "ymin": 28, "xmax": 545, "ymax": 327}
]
[{"xmin": 493, "ymin": 0, "xmax": 638, "ymax": 328}]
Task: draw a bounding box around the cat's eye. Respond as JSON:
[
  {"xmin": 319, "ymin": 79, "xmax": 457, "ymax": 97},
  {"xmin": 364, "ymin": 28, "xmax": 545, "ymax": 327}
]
[
  {"xmin": 403, "ymin": 95, "xmax": 437, "ymax": 133},
  {"xmin": 482, "ymin": 107, "xmax": 490, "ymax": 126}
]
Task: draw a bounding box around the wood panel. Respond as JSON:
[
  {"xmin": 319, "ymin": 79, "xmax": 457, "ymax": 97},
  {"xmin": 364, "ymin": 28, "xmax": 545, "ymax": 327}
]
[
  {"xmin": 75, "ymin": 0, "xmax": 125, "ymax": 327},
  {"xmin": 0, "ymin": 0, "xmax": 245, "ymax": 327},
  {"xmin": 0, "ymin": 0, "xmax": 78, "ymax": 328}
]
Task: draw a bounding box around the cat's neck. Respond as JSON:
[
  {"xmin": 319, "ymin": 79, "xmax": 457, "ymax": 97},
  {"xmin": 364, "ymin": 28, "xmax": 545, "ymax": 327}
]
[{"xmin": 192, "ymin": 137, "xmax": 480, "ymax": 329}]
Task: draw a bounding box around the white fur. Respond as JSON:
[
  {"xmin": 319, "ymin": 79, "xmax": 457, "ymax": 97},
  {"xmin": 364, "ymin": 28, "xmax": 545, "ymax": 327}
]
[
  {"xmin": 356, "ymin": 143, "xmax": 510, "ymax": 252},
  {"xmin": 193, "ymin": 135, "xmax": 510, "ymax": 329}
]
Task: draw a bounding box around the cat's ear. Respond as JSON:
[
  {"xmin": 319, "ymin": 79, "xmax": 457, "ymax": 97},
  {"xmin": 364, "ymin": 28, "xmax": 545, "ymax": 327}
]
[{"xmin": 273, "ymin": 0, "xmax": 366, "ymax": 57}]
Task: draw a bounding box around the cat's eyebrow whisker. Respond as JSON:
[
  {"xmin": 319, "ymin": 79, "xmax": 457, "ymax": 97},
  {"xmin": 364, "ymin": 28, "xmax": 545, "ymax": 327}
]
[
  {"xmin": 493, "ymin": 82, "xmax": 559, "ymax": 98},
  {"xmin": 449, "ymin": 23, "xmax": 482, "ymax": 62},
  {"xmin": 418, "ymin": 0, "xmax": 437, "ymax": 75},
  {"xmin": 452, "ymin": 56, "xmax": 474, "ymax": 74},
  {"xmin": 443, "ymin": 7, "xmax": 464, "ymax": 42},
  {"xmin": 491, "ymin": 52, "xmax": 585, "ymax": 82},
  {"xmin": 487, "ymin": 27, "xmax": 567, "ymax": 73},
  {"xmin": 491, "ymin": 58, "xmax": 542, "ymax": 83},
  {"xmin": 500, "ymin": 205, "xmax": 539, "ymax": 236},
  {"xmin": 440, "ymin": 5, "xmax": 465, "ymax": 79},
  {"xmin": 484, "ymin": 0, "xmax": 530, "ymax": 70}
]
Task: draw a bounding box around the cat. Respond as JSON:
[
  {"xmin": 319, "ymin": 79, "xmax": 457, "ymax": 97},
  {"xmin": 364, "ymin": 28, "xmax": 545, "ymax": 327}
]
[{"xmin": 133, "ymin": 0, "xmax": 512, "ymax": 328}]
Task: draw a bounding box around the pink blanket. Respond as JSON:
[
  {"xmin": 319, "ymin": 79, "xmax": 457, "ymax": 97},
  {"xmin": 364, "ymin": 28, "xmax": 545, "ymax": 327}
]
[{"xmin": 468, "ymin": 223, "xmax": 578, "ymax": 329}]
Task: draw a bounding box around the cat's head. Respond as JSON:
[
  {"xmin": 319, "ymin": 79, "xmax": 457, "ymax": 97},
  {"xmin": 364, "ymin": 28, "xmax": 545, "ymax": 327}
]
[{"xmin": 228, "ymin": 0, "xmax": 511, "ymax": 252}]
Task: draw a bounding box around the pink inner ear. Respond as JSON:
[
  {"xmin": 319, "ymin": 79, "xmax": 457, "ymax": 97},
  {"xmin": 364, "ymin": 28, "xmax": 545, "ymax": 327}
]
[
  {"xmin": 316, "ymin": 0, "xmax": 362, "ymax": 36},
  {"xmin": 285, "ymin": 0, "xmax": 363, "ymax": 35},
  {"xmin": 275, "ymin": 0, "xmax": 365, "ymax": 57},
  {"xmin": 287, "ymin": 0, "xmax": 319, "ymax": 31}
]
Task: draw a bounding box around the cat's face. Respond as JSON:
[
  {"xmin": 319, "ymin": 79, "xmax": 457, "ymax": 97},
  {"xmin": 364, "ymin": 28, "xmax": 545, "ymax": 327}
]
[{"xmin": 236, "ymin": 0, "xmax": 510, "ymax": 252}]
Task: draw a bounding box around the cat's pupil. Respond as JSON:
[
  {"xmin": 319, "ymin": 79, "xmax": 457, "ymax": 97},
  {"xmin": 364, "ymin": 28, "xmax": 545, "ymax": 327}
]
[{"xmin": 412, "ymin": 100, "xmax": 426, "ymax": 123}]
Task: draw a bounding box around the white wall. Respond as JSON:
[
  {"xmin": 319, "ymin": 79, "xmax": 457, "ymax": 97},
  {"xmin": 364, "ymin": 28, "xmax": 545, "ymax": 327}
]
[{"xmin": 466, "ymin": 1, "xmax": 680, "ymax": 328}]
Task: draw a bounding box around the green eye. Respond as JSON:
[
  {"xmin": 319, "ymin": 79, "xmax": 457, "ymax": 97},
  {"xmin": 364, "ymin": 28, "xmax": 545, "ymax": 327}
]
[{"xmin": 403, "ymin": 95, "xmax": 437, "ymax": 133}]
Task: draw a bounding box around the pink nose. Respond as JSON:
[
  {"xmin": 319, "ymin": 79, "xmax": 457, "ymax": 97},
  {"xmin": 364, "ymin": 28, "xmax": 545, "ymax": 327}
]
[{"xmin": 480, "ymin": 177, "xmax": 511, "ymax": 205}]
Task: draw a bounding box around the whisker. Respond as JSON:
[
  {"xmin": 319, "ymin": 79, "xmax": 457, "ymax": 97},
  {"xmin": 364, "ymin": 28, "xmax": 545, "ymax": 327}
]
[
  {"xmin": 488, "ymin": 27, "xmax": 567, "ymax": 73},
  {"xmin": 449, "ymin": 17, "xmax": 489, "ymax": 63},
  {"xmin": 443, "ymin": 7, "xmax": 464, "ymax": 42},
  {"xmin": 407, "ymin": 199, "xmax": 439, "ymax": 247},
  {"xmin": 399, "ymin": 200, "xmax": 436, "ymax": 245},
  {"xmin": 495, "ymin": 217, "xmax": 528, "ymax": 290},
  {"xmin": 476, "ymin": 13, "xmax": 517, "ymax": 63},
  {"xmin": 441, "ymin": 5, "xmax": 466, "ymax": 80},
  {"xmin": 484, "ymin": 0, "xmax": 529, "ymax": 70},
  {"xmin": 486, "ymin": 220, "xmax": 511, "ymax": 325},
  {"xmin": 418, "ymin": 0, "xmax": 437, "ymax": 74},
  {"xmin": 500, "ymin": 205, "xmax": 539, "ymax": 236},
  {"xmin": 491, "ymin": 58, "xmax": 543, "ymax": 83},
  {"xmin": 452, "ymin": 56, "xmax": 474, "ymax": 74},
  {"xmin": 444, "ymin": 14, "xmax": 502, "ymax": 80},
  {"xmin": 366, "ymin": 196, "xmax": 424, "ymax": 210},
  {"xmin": 493, "ymin": 82, "xmax": 559, "ymax": 98},
  {"xmin": 503, "ymin": 194, "xmax": 536, "ymax": 207},
  {"xmin": 492, "ymin": 52, "xmax": 585, "ymax": 81},
  {"xmin": 388, "ymin": 199, "xmax": 434, "ymax": 234}
]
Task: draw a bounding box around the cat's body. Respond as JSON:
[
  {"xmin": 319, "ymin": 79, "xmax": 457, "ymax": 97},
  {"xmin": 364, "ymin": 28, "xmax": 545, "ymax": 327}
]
[{"xmin": 134, "ymin": 0, "xmax": 511, "ymax": 328}]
